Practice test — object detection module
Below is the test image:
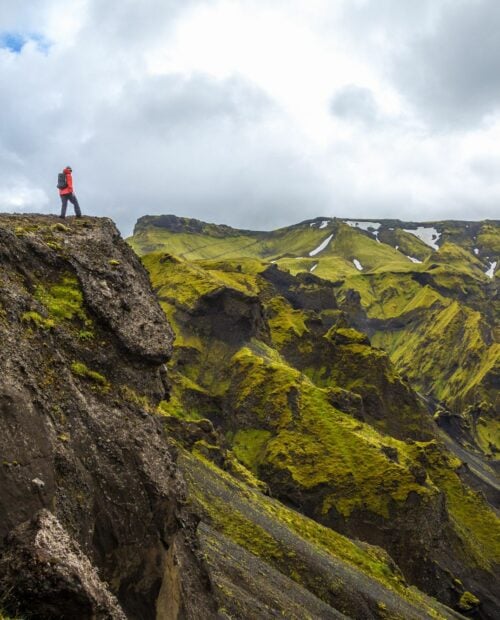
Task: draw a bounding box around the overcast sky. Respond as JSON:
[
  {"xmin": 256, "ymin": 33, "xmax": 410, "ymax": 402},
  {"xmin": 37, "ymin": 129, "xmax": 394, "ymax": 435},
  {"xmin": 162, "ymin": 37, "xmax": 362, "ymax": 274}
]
[{"xmin": 1, "ymin": 0, "xmax": 499, "ymax": 235}]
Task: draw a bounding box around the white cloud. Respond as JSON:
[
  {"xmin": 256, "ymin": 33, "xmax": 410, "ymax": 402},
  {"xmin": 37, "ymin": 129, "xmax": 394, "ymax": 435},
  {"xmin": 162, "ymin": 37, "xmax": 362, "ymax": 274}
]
[{"xmin": 0, "ymin": 0, "xmax": 499, "ymax": 235}]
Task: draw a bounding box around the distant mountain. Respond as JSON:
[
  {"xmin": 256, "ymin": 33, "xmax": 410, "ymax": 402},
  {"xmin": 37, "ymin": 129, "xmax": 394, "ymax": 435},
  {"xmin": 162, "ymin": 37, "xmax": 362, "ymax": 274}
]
[
  {"xmin": 126, "ymin": 213, "xmax": 499, "ymax": 618},
  {"xmin": 130, "ymin": 214, "xmax": 499, "ymax": 459}
]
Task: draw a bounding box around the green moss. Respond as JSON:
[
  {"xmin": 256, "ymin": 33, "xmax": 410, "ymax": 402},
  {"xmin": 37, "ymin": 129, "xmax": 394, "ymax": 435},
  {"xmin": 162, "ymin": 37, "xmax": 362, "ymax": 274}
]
[
  {"xmin": 157, "ymin": 371, "xmax": 210, "ymax": 420},
  {"xmin": 78, "ymin": 329, "xmax": 94, "ymax": 341},
  {"xmin": 108, "ymin": 259, "xmax": 121, "ymax": 266},
  {"xmin": 181, "ymin": 450, "xmax": 450, "ymax": 618},
  {"xmin": 475, "ymin": 416, "xmax": 500, "ymax": 456},
  {"xmin": 51, "ymin": 222, "xmax": 70, "ymax": 232},
  {"xmin": 21, "ymin": 311, "xmax": 55, "ymax": 330},
  {"xmin": 266, "ymin": 296, "xmax": 308, "ymax": 347},
  {"xmin": 458, "ymin": 591, "xmax": 480, "ymax": 611},
  {"xmin": 227, "ymin": 347, "xmax": 433, "ymax": 519},
  {"xmin": 70, "ymin": 361, "xmax": 110, "ymax": 389},
  {"xmin": 477, "ymin": 223, "xmax": 500, "ymax": 254},
  {"xmin": 46, "ymin": 240, "xmax": 63, "ymax": 251},
  {"xmin": 422, "ymin": 442, "xmax": 500, "ymax": 569},
  {"xmin": 232, "ymin": 429, "xmax": 272, "ymax": 473},
  {"xmin": 120, "ymin": 386, "xmax": 153, "ymax": 412},
  {"xmin": 35, "ymin": 275, "xmax": 86, "ymax": 322},
  {"xmin": 325, "ymin": 326, "xmax": 369, "ymax": 344}
]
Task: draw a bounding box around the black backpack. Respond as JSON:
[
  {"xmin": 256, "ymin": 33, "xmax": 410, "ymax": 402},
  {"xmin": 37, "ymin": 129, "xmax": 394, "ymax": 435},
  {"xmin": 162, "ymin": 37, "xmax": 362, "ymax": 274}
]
[{"xmin": 57, "ymin": 172, "xmax": 68, "ymax": 189}]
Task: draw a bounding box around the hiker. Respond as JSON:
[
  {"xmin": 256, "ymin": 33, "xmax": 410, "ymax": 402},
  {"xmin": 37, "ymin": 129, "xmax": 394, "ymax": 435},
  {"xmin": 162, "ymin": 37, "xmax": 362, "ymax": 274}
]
[{"xmin": 58, "ymin": 166, "xmax": 82, "ymax": 218}]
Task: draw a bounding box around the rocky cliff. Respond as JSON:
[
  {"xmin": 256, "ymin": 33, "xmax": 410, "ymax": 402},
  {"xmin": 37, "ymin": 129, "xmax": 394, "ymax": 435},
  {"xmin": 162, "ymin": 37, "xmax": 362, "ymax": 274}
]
[{"xmin": 0, "ymin": 215, "xmax": 216, "ymax": 619}]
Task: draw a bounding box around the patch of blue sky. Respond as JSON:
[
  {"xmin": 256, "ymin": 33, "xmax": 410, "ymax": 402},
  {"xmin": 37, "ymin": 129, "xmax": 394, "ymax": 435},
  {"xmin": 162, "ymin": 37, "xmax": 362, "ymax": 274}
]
[{"xmin": 0, "ymin": 32, "xmax": 51, "ymax": 54}]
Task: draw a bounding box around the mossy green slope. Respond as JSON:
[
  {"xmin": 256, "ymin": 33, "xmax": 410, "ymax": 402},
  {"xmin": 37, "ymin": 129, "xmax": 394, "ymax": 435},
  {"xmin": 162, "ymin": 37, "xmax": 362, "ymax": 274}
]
[
  {"xmin": 181, "ymin": 449, "xmax": 464, "ymax": 619},
  {"xmin": 141, "ymin": 248, "xmax": 499, "ymax": 618},
  {"xmin": 126, "ymin": 213, "xmax": 497, "ymax": 457}
]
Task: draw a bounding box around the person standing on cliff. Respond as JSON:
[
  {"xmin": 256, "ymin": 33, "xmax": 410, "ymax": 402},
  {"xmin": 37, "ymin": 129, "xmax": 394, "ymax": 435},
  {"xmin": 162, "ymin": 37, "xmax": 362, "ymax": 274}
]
[{"xmin": 58, "ymin": 166, "xmax": 82, "ymax": 218}]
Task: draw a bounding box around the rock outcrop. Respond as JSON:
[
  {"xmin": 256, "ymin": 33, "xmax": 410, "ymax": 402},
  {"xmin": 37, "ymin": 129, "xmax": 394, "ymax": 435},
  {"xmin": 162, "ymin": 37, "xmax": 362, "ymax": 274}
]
[{"xmin": 0, "ymin": 215, "xmax": 208, "ymax": 619}]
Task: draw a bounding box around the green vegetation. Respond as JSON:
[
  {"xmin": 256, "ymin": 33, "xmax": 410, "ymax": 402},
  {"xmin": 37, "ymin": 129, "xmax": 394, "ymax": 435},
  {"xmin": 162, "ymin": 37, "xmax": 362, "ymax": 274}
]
[
  {"xmin": 131, "ymin": 214, "xmax": 499, "ymax": 615},
  {"xmin": 182, "ymin": 450, "xmax": 452, "ymax": 619},
  {"xmin": 20, "ymin": 273, "xmax": 97, "ymax": 341},
  {"xmin": 232, "ymin": 429, "xmax": 272, "ymax": 473},
  {"xmin": 34, "ymin": 275, "xmax": 86, "ymax": 322},
  {"xmin": 422, "ymin": 442, "xmax": 500, "ymax": 569},
  {"xmin": 458, "ymin": 591, "xmax": 480, "ymax": 612},
  {"xmin": 21, "ymin": 311, "xmax": 55, "ymax": 330},
  {"xmin": 70, "ymin": 361, "xmax": 110, "ymax": 389},
  {"xmin": 266, "ymin": 295, "xmax": 308, "ymax": 347}
]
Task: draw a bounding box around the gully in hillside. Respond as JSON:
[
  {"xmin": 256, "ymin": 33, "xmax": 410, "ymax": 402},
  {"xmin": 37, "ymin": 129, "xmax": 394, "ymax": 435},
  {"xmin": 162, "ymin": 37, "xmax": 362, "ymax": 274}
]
[{"xmin": 57, "ymin": 165, "xmax": 82, "ymax": 218}]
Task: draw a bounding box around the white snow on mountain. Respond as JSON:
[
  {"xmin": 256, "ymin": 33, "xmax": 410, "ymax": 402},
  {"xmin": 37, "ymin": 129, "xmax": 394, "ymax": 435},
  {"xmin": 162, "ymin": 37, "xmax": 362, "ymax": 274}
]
[
  {"xmin": 320, "ymin": 220, "xmax": 329, "ymax": 229},
  {"xmin": 474, "ymin": 248, "xmax": 479, "ymax": 255},
  {"xmin": 346, "ymin": 220, "xmax": 381, "ymax": 232},
  {"xmin": 309, "ymin": 234, "xmax": 334, "ymax": 257},
  {"xmin": 403, "ymin": 226, "xmax": 441, "ymax": 250},
  {"xmin": 407, "ymin": 256, "xmax": 422, "ymax": 264},
  {"xmin": 310, "ymin": 263, "xmax": 318, "ymax": 272},
  {"xmin": 486, "ymin": 261, "xmax": 497, "ymax": 278},
  {"xmin": 353, "ymin": 259, "xmax": 363, "ymax": 271},
  {"xmin": 309, "ymin": 222, "xmax": 316, "ymax": 227}
]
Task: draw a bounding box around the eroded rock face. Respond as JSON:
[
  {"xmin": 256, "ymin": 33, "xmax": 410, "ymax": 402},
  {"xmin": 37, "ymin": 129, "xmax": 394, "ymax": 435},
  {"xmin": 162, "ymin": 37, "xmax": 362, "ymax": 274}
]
[
  {"xmin": 0, "ymin": 215, "xmax": 204, "ymax": 619},
  {"xmin": 0, "ymin": 509, "xmax": 126, "ymax": 619}
]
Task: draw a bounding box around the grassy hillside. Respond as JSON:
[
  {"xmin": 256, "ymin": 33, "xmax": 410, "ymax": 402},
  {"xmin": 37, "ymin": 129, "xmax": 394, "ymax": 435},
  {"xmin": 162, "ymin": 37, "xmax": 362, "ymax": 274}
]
[
  {"xmin": 129, "ymin": 214, "xmax": 499, "ymax": 458},
  {"xmin": 135, "ymin": 243, "xmax": 500, "ymax": 618}
]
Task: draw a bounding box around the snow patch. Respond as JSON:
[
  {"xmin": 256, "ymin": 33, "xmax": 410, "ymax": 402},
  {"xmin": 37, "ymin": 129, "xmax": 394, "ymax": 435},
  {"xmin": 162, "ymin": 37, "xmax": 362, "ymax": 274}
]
[
  {"xmin": 486, "ymin": 261, "xmax": 497, "ymax": 278},
  {"xmin": 353, "ymin": 259, "xmax": 363, "ymax": 271},
  {"xmin": 403, "ymin": 226, "xmax": 441, "ymax": 250},
  {"xmin": 319, "ymin": 220, "xmax": 329, "ymax": 229},
  {"xmin": 309, "ymin": 234, "xmax": 334, "ymax": 257},
  {"xmin": 310, "ymin": 263, "xmax": 318, "ymax": 273},
  {"xmin": 473, "ymin": 248, "xmax": 479, "ymax": 255},
  {"xmin": 309, "ymin": 222, "xmax": 316, "ymax": 227},
  {"xmin": 407, "ymin": 256, "xmax": 422, "ymax": 264}
]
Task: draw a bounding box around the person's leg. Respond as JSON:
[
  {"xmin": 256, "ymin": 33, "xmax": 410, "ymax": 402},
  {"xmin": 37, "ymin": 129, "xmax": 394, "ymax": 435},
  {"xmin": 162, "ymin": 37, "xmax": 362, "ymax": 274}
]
[
  {"xmin": 60, "ymin": 195, "xmax": 69, "ymax": 218},
  {"xmin": 68, "ymin": 193, "xmax": 82, "ymax": 217}
]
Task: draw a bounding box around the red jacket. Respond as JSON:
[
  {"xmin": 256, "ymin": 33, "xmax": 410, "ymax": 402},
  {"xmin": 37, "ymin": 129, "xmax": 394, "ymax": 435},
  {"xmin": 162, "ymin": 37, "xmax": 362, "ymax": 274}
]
[{"xmin": 59, "ymin": 167, "xmax": 74, "ymax": 195}]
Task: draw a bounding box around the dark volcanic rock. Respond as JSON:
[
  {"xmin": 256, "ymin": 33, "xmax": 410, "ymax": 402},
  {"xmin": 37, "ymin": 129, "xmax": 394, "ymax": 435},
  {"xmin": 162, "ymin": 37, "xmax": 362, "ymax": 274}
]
[
  {"xmin": 0, "ymin": 509, "xmax": 126, "ymax": 619},
  {"xmin": 0, "ymin": 215, "xmax": 209, "ymax": 619}
]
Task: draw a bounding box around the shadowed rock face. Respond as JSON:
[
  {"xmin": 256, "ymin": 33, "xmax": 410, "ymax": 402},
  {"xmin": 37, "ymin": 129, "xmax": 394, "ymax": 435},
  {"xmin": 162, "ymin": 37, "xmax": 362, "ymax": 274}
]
[
  {"xmin": 0, "ymin": 215, "xmax": 210, "ymax": 619},
  {"xmin": 0, "ymin": 510, "xmax": 126, "ymax": 619}
]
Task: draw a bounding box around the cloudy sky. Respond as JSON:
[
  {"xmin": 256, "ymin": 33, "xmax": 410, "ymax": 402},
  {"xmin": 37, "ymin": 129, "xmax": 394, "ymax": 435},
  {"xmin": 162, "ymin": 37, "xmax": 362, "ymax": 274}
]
[{"xmin": 1, "ymin": 0, "xmax": 499, "ymax": 235}]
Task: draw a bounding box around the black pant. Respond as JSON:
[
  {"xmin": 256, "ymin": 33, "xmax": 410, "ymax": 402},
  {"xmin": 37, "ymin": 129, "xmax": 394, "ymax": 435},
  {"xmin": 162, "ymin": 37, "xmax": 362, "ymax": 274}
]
[{"xmin": 60, "ymin": 193, "xmax": 82, "ymax": 218}]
